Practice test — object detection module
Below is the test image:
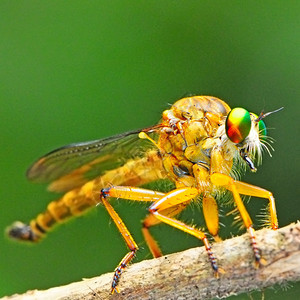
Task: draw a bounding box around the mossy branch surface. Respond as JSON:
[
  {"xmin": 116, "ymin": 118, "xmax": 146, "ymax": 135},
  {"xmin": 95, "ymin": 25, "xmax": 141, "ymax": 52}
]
[{"xmin": 2, "ymin": 222, "xmax": 300, "ymax": 300}]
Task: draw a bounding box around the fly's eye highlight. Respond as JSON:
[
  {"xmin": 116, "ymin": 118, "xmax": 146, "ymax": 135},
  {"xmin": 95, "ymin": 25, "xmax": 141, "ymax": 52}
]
[{"xmin": 226, "ymin": 108, "xmax": 251, "ymax": 143}]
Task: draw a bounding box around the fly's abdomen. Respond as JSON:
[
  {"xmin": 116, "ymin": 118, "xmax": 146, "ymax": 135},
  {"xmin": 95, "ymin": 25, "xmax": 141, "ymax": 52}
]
[
  {"xmin": 7, "ymin": 150, "xmax": 165, "ymax": 242},
  {"xmin": 7, "ymin": 190, "xmax": 97, "ymax": 242}
]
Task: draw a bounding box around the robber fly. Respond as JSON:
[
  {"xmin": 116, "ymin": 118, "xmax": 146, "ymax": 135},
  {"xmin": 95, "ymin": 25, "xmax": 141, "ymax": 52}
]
[{"xmin": 8, "ymin": 96, "xmax": 282, "ymax": 293}]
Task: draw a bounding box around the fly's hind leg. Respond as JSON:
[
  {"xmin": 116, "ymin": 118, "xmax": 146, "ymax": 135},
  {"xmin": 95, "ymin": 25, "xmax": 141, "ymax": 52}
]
[
  {"xmin": 100, "ymin": 195, "xmax": 138, "ymax": 294},
  {"xmin": 100, "ymin": 186, "xmax": 166, "ymax": 293},
  {"xmin": 211, "ymin": 173, "xmax": 278, "ymax": 266}
]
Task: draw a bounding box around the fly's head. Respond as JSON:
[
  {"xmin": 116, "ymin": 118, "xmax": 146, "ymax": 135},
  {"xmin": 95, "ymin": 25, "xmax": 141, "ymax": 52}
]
[{"xmin": 225, "ymin": 106, "xmax": 283, "ymax": 172}]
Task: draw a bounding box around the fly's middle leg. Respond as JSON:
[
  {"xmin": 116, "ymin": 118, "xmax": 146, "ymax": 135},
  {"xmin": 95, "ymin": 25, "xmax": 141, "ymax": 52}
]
[
  {"xmin": 142, "ymin": 202, "xmax": 189, "ymax": 258},
  {"xmin": 148, "ymin": 187, "xmax": 219, "ymax": 275}
]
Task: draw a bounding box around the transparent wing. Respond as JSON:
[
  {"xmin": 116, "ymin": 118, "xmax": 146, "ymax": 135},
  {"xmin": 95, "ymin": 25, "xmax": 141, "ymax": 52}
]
[{"xmin": 27, "ymin": 127, "xmax": 159, "ymax": 192}]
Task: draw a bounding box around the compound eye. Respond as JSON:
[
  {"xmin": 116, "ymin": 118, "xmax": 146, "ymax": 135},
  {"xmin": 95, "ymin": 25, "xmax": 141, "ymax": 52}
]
[
  {"xmin": 258, "ymin": 119, "xmax": 267, "ymax": 138},
  {"xmin": 226, "ymin": 108, "xmax": 251, "ymax": 143},
  {"xmin": 252, "ymin": 113, "xmax": 267, "ymax": 139}
]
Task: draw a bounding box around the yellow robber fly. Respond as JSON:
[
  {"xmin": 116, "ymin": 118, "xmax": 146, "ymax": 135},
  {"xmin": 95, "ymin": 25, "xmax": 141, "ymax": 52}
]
[{"xmin": 8, "ymin": 96, "xmax": 282, "ymax": 293}]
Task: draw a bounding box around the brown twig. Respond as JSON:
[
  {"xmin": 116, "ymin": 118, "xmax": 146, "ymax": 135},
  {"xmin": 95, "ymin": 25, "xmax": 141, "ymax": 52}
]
[{"xmin": 3, "ymin": 222, "xmax": 300, "ymax": 300}]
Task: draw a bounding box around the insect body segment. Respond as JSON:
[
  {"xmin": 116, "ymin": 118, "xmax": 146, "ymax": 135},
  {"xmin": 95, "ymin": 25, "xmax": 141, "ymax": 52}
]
[{"xmin": 7, "ymin": 96, "xmax": 280, "ymax": 293}]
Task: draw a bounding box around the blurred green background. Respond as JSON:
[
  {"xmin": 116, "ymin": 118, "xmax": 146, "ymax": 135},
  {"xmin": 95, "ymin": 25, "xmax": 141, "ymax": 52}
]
[{"xmin": 0, "ymin": 1, "xmax": 299, "ymax": 299}]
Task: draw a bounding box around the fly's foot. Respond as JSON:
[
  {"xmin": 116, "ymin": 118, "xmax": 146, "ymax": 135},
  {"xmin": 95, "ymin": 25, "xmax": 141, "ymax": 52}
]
[
  {"xmin": 248, "ymin": 226, "xmax": 266, "ymax": 268},
  {"xmin": 253, "ymin": 252, "xmax": 267, "ymax": 269},
  {"xmin": 111, "ymin": 263, "xmax": 127, "ymax": 294},
  {"xmin": 203, "ymin": 237, "xmax": 221, "ymax": 277}
]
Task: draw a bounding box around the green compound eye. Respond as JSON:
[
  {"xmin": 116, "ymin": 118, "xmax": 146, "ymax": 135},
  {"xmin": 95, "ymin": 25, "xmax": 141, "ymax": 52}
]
[
  {"xmin": 252, "ymin": 113, "xmax": 267, "ymax": 139},
  {"xmin": 226, "ymin": 108, "xmax": 251, "ymax": 143},
  {"xmin": 258, "ymin": 119, "xmax": 267, "ymax": 137}
]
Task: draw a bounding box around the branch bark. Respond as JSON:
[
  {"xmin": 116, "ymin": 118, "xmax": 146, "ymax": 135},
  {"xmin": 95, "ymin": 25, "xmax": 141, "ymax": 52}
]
[{"xmin": 3, "ymin": 222, "xmax": 300, "ymax": 300}]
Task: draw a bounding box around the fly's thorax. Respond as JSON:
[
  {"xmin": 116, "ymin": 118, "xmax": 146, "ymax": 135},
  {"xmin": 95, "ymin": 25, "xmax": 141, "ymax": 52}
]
[
  {"xmin": 184, "ymin": 137, "xmax": 214, "ymax": 164},
  {"xmin": 158, "ymin": 117, "xmax": 214, "ymax": 181},
  {"xmin": 168, "ymin": 96, "xmax": 231, "ymax": 119},
  {"xmin": 157, "ymin": 128, "xmax": 191, "ymax": 183},
  {"xmin": 157, "ymin": 96, "xmax": 235, "ymax": 188}
]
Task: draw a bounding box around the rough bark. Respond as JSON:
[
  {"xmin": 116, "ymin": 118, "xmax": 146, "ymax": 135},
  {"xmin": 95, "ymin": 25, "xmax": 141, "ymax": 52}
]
[{"xmin": 3, "ymin": 222, "xmax": 300, "ymax": 300}]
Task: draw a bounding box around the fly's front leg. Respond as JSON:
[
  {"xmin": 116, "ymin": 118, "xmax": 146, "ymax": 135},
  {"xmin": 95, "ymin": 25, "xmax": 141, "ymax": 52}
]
[
  {"xmin": 100, "ymin": 186, "xmax": 165, "ymax": 293},
  {"xmin": 227, "ymin": 180, "xmax": 278, "ymax": 230},
  {"xmin": 149, "ymin": 187, "xmax": 219, "ymax": 275},
  {"xmin": 211, "ymin": 173, "xmax": 277, "ymax": 266}
]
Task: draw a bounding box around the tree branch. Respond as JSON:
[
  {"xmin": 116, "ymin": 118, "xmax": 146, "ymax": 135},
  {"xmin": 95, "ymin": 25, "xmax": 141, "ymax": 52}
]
[{"xmin": 3, "ymin": 222, "xmax": 300, "ymax": 300}]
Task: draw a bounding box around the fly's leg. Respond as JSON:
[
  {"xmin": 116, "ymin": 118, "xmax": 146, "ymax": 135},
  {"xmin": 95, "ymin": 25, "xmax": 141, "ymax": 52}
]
[
  {"xmin": 211, "ymin": 173, "xmax": 259, "ymax": 264},
  {"xmin": 100, "ymin": 186, "xmax": 219, "ymax": 291},
  {"xmin": 148, "ymin": 187, "xmax": 219, "ymax": 275},
  {"xmin": 100, "ymin": 186, "xmax": 165, "ymax": 293},
  {"xmin": 100, "ymin": 195, "xmax": 138, "ymax": 294},
  {"xmin": 142, "ymin": 202, "xmax": 190, "ymax": 258},
  {"xmin": 202, "ymin": 195, "xmax": 221, "ymax": 241},
  {"xmin": 193, "ymin": 164, "xmax": 221, "ymax": 241},
  {"xmin": 228, "ymin": 180, "xmax": 278, "ymax": 230},
  {"xmin": 142, "ymin": 214, "xmax": 163, "ymax": 258},
  {"xmin": 211, "ymin": 173, "xmax": 278, "ymax": 266}
]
